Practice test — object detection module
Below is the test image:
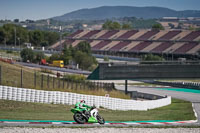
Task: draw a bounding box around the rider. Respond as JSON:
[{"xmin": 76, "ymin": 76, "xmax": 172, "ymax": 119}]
[{"xmin": 75, "ymin": 100, "xmax": 92, "ymax": 114}]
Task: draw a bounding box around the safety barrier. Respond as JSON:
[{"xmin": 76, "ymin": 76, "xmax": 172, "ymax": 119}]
[
  {"xmin": 152, "ymin": 81, "xmax": 200, "ymax": 90},
  {"xmin": 0, "ymin": 85, "xmax": 171, "ymax": 111}
]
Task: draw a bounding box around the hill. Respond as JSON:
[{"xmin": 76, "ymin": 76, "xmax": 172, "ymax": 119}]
[{"xmin": 52, "ymin": 6, "xmax": 200, "ymax": 21}]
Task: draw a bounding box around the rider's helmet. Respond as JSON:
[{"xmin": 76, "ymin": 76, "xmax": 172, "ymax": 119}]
[{"xmin": 80, "ymin": 100, "xmax": 85, "ymax": 103}]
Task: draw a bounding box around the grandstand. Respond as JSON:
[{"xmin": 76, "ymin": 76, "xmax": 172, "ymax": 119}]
[{"xmin": 50, "ymin": 30, "xmax": 200, "ymax": 57}]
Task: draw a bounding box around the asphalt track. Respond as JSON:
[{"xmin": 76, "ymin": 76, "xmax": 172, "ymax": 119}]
[{"xmin": 116, "ymin": 85, "xmax": 200, "ymax": 123}]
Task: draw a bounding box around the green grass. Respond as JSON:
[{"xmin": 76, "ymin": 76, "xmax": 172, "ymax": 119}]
[{"xmin": 0, "ymin": 99, "xmax": 196, "ymax": 121}]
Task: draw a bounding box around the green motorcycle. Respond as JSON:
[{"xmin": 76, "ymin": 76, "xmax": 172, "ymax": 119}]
[{"xmin": 71, "ymin": 106, "xmax": 105, "ymax": 124}]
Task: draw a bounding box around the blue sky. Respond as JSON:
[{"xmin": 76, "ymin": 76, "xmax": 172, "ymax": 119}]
[{"xmin": 0, "ymin": 0, "xmax": 200, "ymax": 20}]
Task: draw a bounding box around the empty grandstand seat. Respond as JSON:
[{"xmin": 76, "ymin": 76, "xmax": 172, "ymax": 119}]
[
  {"xmin": 67, "ymin": 30, "xmax": 83, "ymax": 38},
  {"xmin": 81, "ymin": 30, "xmax": 101, "ymax": 38},
  {"xmin": 151, "ymin": 42, "xmax": 174, "ymax": 53},
  {"xmin": 117, "ymin": 30, "xmax": 138, "ymax": 39},
  {"xmin": 98, "ymin": 30, "xmax": 119, "ymax": 39},
  {"xmin": 137, "ymin": 30, "xmax": 159, "ymax": 40},
  {"xmin": 174, "ymin": 42, "xmax": 198, "ymax": 54},
  {"xmin": 180, "ymin": 31, "xmax": 200, "ymax": 41},
  {"xmin": 92, "ymin": 41, "xmax": 112, "ymax": 50},
  {"xmin": 129, "ymin": 41, "xmax": 152, "ymax": 52},
  {"xmin": 158, "ymin": 30, "xmax": 181, "ymax": 40},
  {"xmin": 109, "ymin": 41, "xmax": 131, "ymax": 51}
]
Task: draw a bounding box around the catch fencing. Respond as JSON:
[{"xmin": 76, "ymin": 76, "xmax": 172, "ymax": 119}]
[
  {"xmin": 0, "ymin": 64, "xmax": 115, "ymax": 92},
  {"xmin": 0, "ymin": 85, "xmax": 171, "ymax": 111}
]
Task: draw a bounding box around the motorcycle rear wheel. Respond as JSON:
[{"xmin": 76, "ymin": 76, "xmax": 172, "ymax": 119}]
[{"xmin": 73, "ymin": 113, "xmax": 86, "ymax": 124}]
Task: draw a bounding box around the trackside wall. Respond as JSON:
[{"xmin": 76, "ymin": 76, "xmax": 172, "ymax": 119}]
[{"xmin": 0, "ymin": 85, "xmax": 171, "ymax": 111}]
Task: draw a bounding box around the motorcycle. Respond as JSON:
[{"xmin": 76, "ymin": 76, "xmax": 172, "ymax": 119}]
[{"xmin": 71, "ymin": 106, "xmax": 105, "ymax": 124}]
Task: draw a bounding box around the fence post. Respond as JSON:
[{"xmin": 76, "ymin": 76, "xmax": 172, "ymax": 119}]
[
  {"xmin": 63, "ymin": 79, "xmax": 64, "ymax": 89},
  {"xmin": 21, "ymin": 68, "xmax": 23, "ymax": 88},
  {"xmin": 125, "ymin": 80, "xmax": 128, "ymax": 94},
  {"xmin": 66, "ymin": 79, "xmax": 69, "ymax": 89},
  {"xmin": 47, "ymin": 75, "xmax": 49, "ymax": 88},
  {"xmin": 0, "ymin": 66, "xmax": 1, "ymax": 85},
  {"xmin": 41, "ymin": 74, "xmax": 43, "ymax": 89},
  {"xmin": 83, "ymin": 81, "xmax": 85, "ymax": 89},
  {"xmin": 71, "ymin": 82, "xmax": 74, "ymax": 89},
  {"xmin": 75, "ymin": 82, "xmax": 78, "ymax": 89},
  {"xmin": 34, "ymin": 71, "xmax": 36, "ymax": 88},
  {"xmin": 53, "ymin": 77, "xmax": 55, "ymax": 89},
  {"xmin": 96, "ymin": 82, "xmax": 98, "ymax": 89},
  {"xmin": 58, "ymin": 78, "xmax": 60, "ymax": 88},
  {"xmin": 112, "ymin": 82, "xmax": 115, "ymax": 89}
]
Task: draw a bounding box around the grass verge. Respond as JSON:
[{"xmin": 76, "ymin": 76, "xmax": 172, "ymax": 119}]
[
  {"xmin": 0, "ymin": 99, "xmax": 196, "ymax": 121},
  {"xmin": 0, "ymin": 61, "xmax": 129, "ymax": 99}
]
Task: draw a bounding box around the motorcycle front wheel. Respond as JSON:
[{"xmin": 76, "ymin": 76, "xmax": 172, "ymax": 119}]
[
  {"xmin": 73, "ymin": 113, "xmax": 86, "ymax": 124},
  {"xmin": 97, "ymin": 114, "xmax": 105, "ymax": 124}
]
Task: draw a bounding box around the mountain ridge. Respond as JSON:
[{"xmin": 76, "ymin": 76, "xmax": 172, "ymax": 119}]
[{"xmin": 52, "ymin": 6, "xmax": 200, "ymax": 21}]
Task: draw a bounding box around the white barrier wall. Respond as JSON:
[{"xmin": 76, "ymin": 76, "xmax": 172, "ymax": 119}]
[{"xmin": 0, "ymin": 85, "xmax": 171, "ymax": 111}]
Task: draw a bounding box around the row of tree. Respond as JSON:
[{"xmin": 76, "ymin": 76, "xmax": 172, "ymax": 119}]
[
  {"xmin": 49, "ymin": 41, "xmax": 97, "ymax": 70},
  {"xmin": 20, "ymin": 48, "xmax": 45, "ymax": 63},
  {"xmin": 20, "ymin": 41, "xmax": 97, "ymax": 71},
  {"xmin": 0, "ymin": 24, "xmax": 60, "ymax": 47},
  {"xmin": 102, "ymin": 20, "xmax": 132, "ymax": 30},
  {"xmin": 102, "ymin": 20, "xmax": 164, "ymax": 30}
]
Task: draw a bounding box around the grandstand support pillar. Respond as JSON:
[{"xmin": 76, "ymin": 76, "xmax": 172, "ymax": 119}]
[{"xmin": 125, "ymin": 80, "xmax": 128, "ymax": 94}]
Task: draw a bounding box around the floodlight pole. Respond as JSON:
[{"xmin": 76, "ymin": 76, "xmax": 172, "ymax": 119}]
[
  {"xmin": 14, "ymin": 27, "xmax": 16, "ymax": 47},
  {"xmin": 59, "ymin": 26, "xmax": 62, "ymax": 51}
]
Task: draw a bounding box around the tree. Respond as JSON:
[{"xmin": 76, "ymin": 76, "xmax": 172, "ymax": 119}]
[
  {"xmin": 122, "ymin": 23, "xmax": 132, "ymax": 29},
  {"xmin": 29, "ymin": 30, "xmax": 44, "ymax": 46},
  {"xmin": 102, "ymin": 20, "xmax": 112, "ymax": 30},
  {"xmin": 62, "ymin": 32, "xmax": 70, "ymax": 38},
  {"xmin": 104, "ymin": 56, "xmax": 109, "ymax": 61},
  {"xmin": 189, "ymin": 25, "xmax": 195, "ymax": 31},
  {"xmin": 152, "ymin": 23, "xmax": 164, "ymax": 30},
  {"xmin": 74, "ymin": 51, "xmax": 94, "ymax": 70},
  {"xmin": 142, "ymin": 54, "xmax": 165, "ymax": 61},
  {"xmin": 2, "ymin": 24, "xmax": 28, "ymax": 45},
  {"xmin": 102, "ymin": 20, "xmax": 121, "ymax": 30},
  {"xmin": 60, "ymin": 45, "xmax": 73, "ymax": 65},
  {"xmin": 76, "ymin": 41, "xmax": 91, "ymax": 55},
  {"xmin": 14, "ymin": 19, "xmax": 19, "ymax": 23},
  {"xmin": 48, "ymin": 41, "xmax": 96, "ymax": 70},
  {"xmin": 40, "ymin": 41, "xmax": 49, "ymax": 47},
  {"xmin": 43, "ymin": 31, "xmax": 59, "ymax": 46},
  {"xmin": 16, "ymin": 25, "xmax": 29, "ymax": 45},
  {"xmin": 0, "ymin": 27, "xmax": 5, "ymax": 44},
  {"xmin": 34, "ymin": 52, "xmax": 45, "ymax": 63},
  {"xmin": 111, "ymin": 22, "xmax": 121, "ymax": 30},
  {"xmin": 48, "ymin": 53, "xmax": 61, "ymax": 63},
  {"xmin": 20, "ymin": 48, "xmax": 35, "ymax": 62}
]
